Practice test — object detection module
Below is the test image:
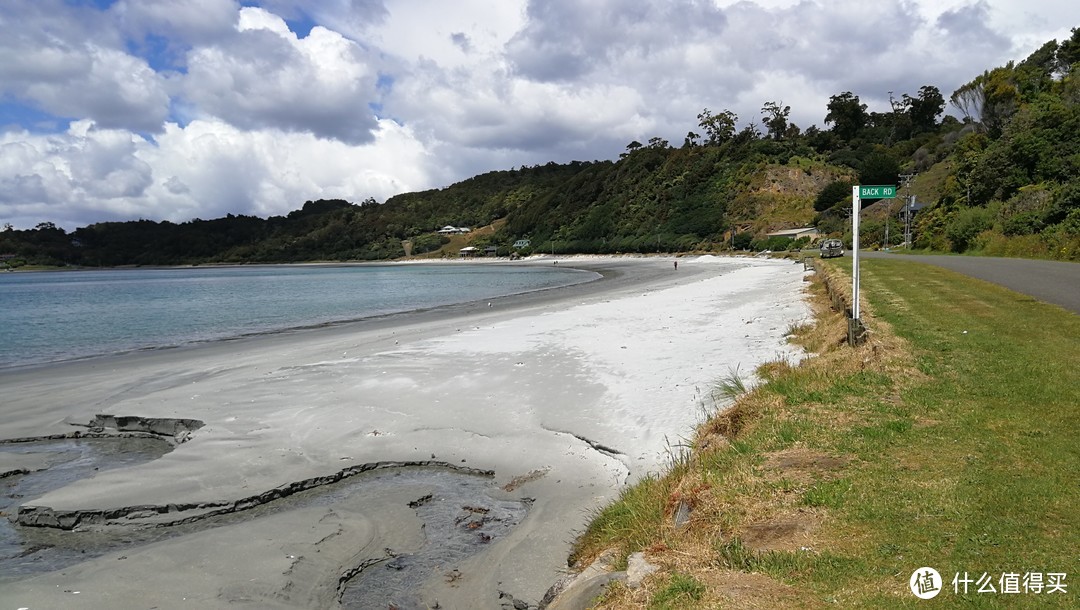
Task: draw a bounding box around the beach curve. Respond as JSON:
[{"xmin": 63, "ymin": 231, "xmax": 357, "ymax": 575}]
[{"xmin": 0, "ymin": 255, "xmax": 811, "ymax": 609}]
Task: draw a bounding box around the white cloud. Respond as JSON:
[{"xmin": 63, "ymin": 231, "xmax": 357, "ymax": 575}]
[
  {"xmin": 0, "ymin": 0, "xmax": 1076, "ymax": 229},
  {"xmin": 140, "ymin": 117, "xmax": 430, "ymax": 220},
  {"xmin": 0, "ymin": 2, "xmax": 168, "ymax": 132},
  {"xmin": 360, "ymin": 0, "xmax": 523, "ymax": 68},
  {"xmin": 111, "ymin": 0, "xmax": 240, "ymax": 45},
  {"xmin": 0, "ymin": 122, "xmax": 154, "ymax": 227},
  {"xmin": 0, "ymin": 118, "xmax": 431, "ymax": 229},
  {"xmin": 180, "ymin": 7, "xmax": 381, "ymax": 143}
]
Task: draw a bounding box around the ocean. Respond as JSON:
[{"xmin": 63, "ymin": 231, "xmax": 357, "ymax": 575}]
[{"xmin": 0, "ymin": 263, "xmax": 596, "ymax": 369}]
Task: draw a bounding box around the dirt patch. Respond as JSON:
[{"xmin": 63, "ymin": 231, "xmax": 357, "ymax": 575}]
[
  {"xmin": 737, "ymin": 509, "xmax": 823, "ymax": 553},
  {"xmin": 763, "ymin": 447, "xmax": 849, "ymax": 473},
  {"xmin": 761, "ymin": 447, "xmax": 850, "ymax": 489},
  {"xmin": 708, "ymin": 570, "xmax": 812, "ymax": 609}
]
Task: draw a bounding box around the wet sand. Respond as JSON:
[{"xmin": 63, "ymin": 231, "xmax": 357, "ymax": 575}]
[{"xmin": 0, "ymin": 256, "xmax": 811, "ymax": 609}]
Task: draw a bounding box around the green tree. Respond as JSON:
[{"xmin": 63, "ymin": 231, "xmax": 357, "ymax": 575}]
[
  {"xmin": 980, "ymin": 66, "xmax": 1021, "ymax": 136},
  {"xmin": 859, "ymin": 151, "xmax": 900, "ymax": 187},
  {"xmin": 697, "ymin": 108, "xmax": 737, "ymax": 145},
  {"xmin": 815, "ymin": 180, "xmax": 854, "ymax": 211},
  {"xmin": 908, "ymin": 85, "xmax": 945, "ymax": 134},
  {"xmin": 620, "ymin": 140, "xmax": 643, "ymax": 159},
  {"xmin": 1057, "ymin": 27, "xmax": 1080, "ymax": 74},
  {"xmin": 1016, "ymin": 40, "xmax": 1059, "ymax": 95},
  {"xmin": 825, "ymin": 92, "xmax": 868, "ymax": 140},
  {"xmin": 761, "ymin": 101, "xmax": 791, "ymax": 140}
]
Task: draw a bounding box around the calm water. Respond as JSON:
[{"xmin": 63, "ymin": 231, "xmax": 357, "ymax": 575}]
[{"xmin": 0, "ymin": 264, "xmax": 595, "ymax": 369}]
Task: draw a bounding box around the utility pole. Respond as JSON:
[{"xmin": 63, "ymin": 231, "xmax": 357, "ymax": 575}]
[
  {"xmin": 905, "ymin": 194, "xmax": 917, "ymax": 248},
  {"xmin": 896, "ymin": 173, "xmax": 916, "ymax": 250}
]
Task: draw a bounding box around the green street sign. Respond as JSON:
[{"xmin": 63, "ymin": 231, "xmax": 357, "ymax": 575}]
[{"xmin": 859, "ymin": 185, "xmax": 897, "ymax": 199}]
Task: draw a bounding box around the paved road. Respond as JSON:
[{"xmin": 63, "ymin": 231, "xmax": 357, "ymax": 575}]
[{"xmin": 860, "ymin": 252, "xmax": 1080, "ymax": 315}]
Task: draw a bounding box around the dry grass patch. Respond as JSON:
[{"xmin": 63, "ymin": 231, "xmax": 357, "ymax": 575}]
[
  {"xmin": 737, "ymin": 508, "xmax": 824, "ymax": 553},
  {"xmin": 594, "ymin": 536, "xmax": 818, "ymax": 610},
  {"xmin": 761, "ymin": 447, "xmax": 850, "ymax": 479},
  {"xmin": 600, "ymin": 568, "xmax": 814, "ymax": 610}
]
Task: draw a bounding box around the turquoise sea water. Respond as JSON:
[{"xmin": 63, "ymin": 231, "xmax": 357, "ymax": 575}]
[{"xmin": 0, "ymin": 264, "xmax": 595, "ymax": 369}]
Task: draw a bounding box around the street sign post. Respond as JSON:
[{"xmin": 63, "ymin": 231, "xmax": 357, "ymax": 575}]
[
  {"xmin": 850, "ymin": 184, "xmax": 897, "ymax": 342},
  {"xmin": 852, "ymin": 186, "xmax": 861, "ymax": 323}
]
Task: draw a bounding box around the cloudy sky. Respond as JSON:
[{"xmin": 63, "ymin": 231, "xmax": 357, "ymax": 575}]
[{"xmin": 0, "ymin": 0, "xmax": 1075, "ymax": 229}]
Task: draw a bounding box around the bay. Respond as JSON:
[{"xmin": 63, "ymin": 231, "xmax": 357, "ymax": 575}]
[{"xmin": 0, "ymin": 263, "xmax": 596, "ymax": 369}]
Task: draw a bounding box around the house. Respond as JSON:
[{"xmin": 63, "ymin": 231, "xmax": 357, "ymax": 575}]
[
  {"xmin": 484, "ymin": 246, "xmax": 498, "ymax": 257},
  {"xmin": 512, "ymin": 239, "xmax": 531, "ymax": 249},
  {"xmin": 438, "ymin": 225, "xmax": 471, "ymax": 235},
  {"xmin": 766, "ymin": 227, "xmax": 821, "ymax": 240},
  {"xmin": 459, "ymin": 246, "xmax": 479, "ymax": 257}
]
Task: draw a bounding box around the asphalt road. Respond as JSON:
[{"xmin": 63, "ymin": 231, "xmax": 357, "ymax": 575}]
[{"xmin": 860, "ymin": 252, "xmax": 1080, "ymax": 315}]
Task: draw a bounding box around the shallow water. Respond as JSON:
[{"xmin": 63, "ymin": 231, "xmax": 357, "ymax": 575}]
[
  {"xmin": 0, "ymin": 264, "xmax": 596, "ymax": 368},
  {"xmin": 0, "ymin": 437, "xmax": 173, "ymax": 577},
  {"xmin": 340, "ymin": 474, "xmax": 528, "ymax": 609},
  {"xmin": 1, "ymin": 443, "xmax": 527, "ymax": 604}
]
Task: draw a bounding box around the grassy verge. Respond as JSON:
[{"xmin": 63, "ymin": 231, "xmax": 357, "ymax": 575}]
[{"xmin": 570, "ymin": 258, "xmax": 1079, "ymax": 608}]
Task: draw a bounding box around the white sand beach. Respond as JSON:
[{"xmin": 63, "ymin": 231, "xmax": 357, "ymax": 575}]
[{"xmin": 0, "ymin": 256, "xmax": 811, "ymax": 609}]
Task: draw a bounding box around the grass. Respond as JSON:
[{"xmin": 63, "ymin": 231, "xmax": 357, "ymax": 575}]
[
  {"xmin": 715, "ymin": 366, "xmax": 749, "ymax": 401},
  {"xmin": 570, "ymin": 258, "xmax": 1079, "ymax": 608},
  {"xmin": 648, "ymin": 573, "xmax": 706, "ymax": 609}
]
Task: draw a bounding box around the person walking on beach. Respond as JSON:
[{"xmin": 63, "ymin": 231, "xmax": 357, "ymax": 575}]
[{"xmin": 673, "ymin": 260, "xmax": 678, "ymax": 270}]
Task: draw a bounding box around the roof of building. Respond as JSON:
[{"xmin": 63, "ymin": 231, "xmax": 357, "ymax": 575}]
[{"xmin": 766, "ymin": 227, "xmax": 819, "ymax": 237}]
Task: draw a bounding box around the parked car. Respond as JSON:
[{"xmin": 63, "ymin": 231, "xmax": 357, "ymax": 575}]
[{"xmin": 819, "ymin": 238, "xmax": 845, "ymax": 258}]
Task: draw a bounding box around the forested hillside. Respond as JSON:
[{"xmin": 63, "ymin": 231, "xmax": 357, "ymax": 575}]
[{"xmin": 3, "ymin": 29, "xmax": 1077, "ymax": 267}]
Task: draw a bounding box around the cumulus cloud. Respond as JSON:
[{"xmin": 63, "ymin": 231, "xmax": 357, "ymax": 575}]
[
  {"xmin": 0, "ymin": 122, "xmax": 153, "ymax": 227},
  {"xmin": 0, "ymin": 0, "xmax": 1075, "ymax": 229},
  {"xmin": 0, "ymin": 117, "xmax": 430, "ymax": 229},
  {"xmin": 935, "ymin": 1, "xmax": 1012, "ymax": 53},
  {"xmin": 111, "ymin": 0, "xmax": 240, "ymax": 45},
  {"xmin": 507, "ymin": 0, "xmax": 728, "ymax": 82},
  {"xmin": 0, "ymin": 2, "xmax": 168, "ymax": 132},
  {"xmin": 180, "ymin": 7, "xmax": 381, "ymax": 143},
  {"xmin": 141, "ymin": 118, "xmax": 429, "ymax": 220}
]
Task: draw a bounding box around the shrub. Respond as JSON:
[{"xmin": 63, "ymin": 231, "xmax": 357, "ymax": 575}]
[
  {"xmin": 751, "ymin": 236, "xmax": 795, "ymax": 251},
  {"xmin": 945, "ymin": 207, "xmax": 993, "ymax": 252},
  {"xmin": 814, "ymin": 180, "xmax": 854, "ymax": 211},
  {"xmin": 732, "ymin": 232, "xmax": 754, "ymax": 250}
]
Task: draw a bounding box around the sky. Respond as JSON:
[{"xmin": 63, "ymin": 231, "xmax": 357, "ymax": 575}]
[{"xmin": 0, "ymin": 0, "xmax": 1075, "ymax": 230}]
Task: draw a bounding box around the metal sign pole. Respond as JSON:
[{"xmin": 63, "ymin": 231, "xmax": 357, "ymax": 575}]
[{"xmin": 852, "ymin": 185, "xmax": 860, "ymax": 322}]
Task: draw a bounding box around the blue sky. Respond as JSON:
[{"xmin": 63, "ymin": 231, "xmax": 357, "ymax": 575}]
[{"xmin": 0, "ymin": 0, "xmax": 1075, "ymax": 229}]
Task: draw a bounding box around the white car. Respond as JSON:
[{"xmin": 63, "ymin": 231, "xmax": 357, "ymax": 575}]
[{"xmin": 820, "ymin": 239, "xmax": 845, "ymax": 258}]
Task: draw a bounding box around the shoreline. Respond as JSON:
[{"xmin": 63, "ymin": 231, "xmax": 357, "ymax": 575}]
[
  {"xmin": 0, "ymin": 255, "xmax": 600, "ymax": 371},
  {"xmin": 0, "ymin": 258, "xmax": 603, "ymax": 373},
  {"xmin": 0, "ymin": 255, "xmax": 811, "ymax": 608}
]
